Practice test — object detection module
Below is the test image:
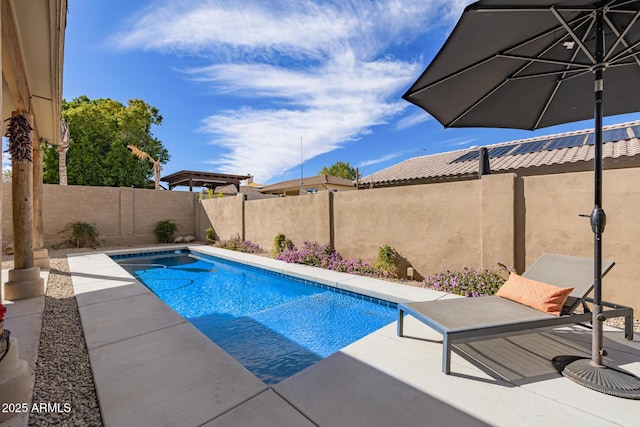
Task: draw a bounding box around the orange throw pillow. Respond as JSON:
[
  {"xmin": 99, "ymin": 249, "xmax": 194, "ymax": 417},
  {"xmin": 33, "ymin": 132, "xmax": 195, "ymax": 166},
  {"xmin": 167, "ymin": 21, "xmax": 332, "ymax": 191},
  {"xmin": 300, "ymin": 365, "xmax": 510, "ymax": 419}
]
[{"xmin": 496, "ymin": 273, "xmax": 574, "ymax": 316}]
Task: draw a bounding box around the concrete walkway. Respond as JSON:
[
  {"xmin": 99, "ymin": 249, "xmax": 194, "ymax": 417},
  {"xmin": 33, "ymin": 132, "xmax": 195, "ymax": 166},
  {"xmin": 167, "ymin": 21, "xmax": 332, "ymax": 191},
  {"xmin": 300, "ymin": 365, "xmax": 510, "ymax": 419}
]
[
  {"xmin": 1, "ymin": 269, "xmax": 48, "ymax": 427},
  {"xmin": 4, "ymin": 245, "xmax": 640, "ymax": 426}
]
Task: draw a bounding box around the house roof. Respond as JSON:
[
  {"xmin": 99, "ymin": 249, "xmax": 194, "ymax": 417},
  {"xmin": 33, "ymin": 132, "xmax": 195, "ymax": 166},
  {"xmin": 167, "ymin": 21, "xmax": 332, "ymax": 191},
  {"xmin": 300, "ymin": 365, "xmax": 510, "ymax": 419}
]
[
  {"xmin": 359, "ymin": 121, "xmax": 640, "ymax": 188},
  {"xmin": 259, "ymin": 174, "xmax": 355, "ymax": 193},
  {"xmin": 213, "ymin": 184, "xmax": 275, "ymax": 200}
]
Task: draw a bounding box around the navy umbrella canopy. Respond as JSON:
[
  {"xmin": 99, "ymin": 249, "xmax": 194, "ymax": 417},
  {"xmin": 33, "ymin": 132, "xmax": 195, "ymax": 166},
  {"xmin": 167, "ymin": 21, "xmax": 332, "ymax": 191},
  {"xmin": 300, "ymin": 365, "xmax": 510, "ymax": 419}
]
[{"xmin": 404, "ymin": 0, "xmax": 640, "ymax": 398}]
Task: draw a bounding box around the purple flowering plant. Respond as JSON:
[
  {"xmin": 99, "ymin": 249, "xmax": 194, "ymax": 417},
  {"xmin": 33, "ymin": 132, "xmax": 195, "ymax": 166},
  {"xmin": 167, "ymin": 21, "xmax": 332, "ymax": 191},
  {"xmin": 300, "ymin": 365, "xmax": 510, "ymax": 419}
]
[
  {"xmin": 276, "ymin": 241, "xmax": 384, "ymax": 277},
  {"xmin": 214, "ymin": 234, "xmax": 263, "ymax": 254},
  {"xmin": 421, "ymin": 262, "xmax": 512, "ymax": 297}
]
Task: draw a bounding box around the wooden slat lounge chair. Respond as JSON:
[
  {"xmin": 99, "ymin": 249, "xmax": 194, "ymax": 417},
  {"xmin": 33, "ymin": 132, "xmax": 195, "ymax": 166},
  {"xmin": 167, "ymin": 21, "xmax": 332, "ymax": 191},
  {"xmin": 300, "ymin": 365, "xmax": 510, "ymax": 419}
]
[{"xmin": 397, "ymin": 253, "xmax": 634, "ymax": 374}]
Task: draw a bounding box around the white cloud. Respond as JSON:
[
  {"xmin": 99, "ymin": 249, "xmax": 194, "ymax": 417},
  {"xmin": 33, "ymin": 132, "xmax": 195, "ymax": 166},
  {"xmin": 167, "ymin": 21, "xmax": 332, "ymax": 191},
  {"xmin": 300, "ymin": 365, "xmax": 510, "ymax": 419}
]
[
  {"xmin": 114, "ymin": 0, "xmax": 470, "ymax": 182},
  {"xmin": 396, "ymin": 111, "xmax": 431, "ymax": 130},
  {"xmin": 357, "ymin": 151, "xmax": 406, "ymax": 168},
  {"xmin": 445, "ymin": 137, "xmax": 479, "ymax": 148}
]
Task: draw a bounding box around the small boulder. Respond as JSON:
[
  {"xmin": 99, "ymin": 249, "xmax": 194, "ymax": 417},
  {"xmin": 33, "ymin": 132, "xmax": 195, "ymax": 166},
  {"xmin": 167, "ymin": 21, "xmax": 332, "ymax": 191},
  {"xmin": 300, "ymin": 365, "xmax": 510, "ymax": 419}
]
[
  {"xmin": 174, "ymin": 236, "xmax": 184, "ymax": 243},
  {"xmin": 184, "ymin": 235, "xmax": 195, "ymax": 243}
]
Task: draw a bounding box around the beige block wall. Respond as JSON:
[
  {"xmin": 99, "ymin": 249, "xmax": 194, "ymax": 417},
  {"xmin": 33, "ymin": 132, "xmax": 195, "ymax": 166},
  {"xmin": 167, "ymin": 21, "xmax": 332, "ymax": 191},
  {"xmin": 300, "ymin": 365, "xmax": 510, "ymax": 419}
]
[
  {"xmin": 244, "ymin": 191, "xmax": 331, "ymax": 250},
  {"xmin": 481, "ymin": 174, "xmax": 516, "ymax": 270},
  {"xmin": 200, "ymin": 195, "xmax": 245, "ymax": 242},
  {"xmin": 333, "ymin": 181, "xmax": 482, "ymax": 279},
  {"xmin": 522, "ymin": 168, "xmax": 640, "ymax": 307},
  {"xmin": 2, "ymin": 183, "xmax": 198, "ymax": 247},
  {"xmin": 131, "ymin": 187, "xmax": 198, "ymax": 242}
]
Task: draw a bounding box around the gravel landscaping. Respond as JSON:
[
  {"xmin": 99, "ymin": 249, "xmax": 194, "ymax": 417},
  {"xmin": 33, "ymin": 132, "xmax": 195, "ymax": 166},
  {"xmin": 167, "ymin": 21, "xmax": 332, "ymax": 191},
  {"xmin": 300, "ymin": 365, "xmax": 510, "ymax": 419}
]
[{"xmin": 2, "ymin": 245, "xmax": 638, "ymax": 425}]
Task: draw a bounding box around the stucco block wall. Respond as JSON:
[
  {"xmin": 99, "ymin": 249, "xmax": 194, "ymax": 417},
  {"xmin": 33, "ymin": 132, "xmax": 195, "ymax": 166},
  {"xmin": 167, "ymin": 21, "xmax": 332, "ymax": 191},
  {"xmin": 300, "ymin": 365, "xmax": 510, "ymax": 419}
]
[
  {"xmin": 2, "ymin": 183, "xmax": 198, "ymax": 247},
  {"xmin": 200, "ymin": 195, "xmax": 244, "ymax": 242},
  {"xmin": 522, "ymin": 168, "xmax": 640, "ymax": 307},
  {"xmin": 131, "ymin": 188, "xmax": 198, "ymax": 241},
  {"xmin": 244, "ymin": 191, "xmax": 331, "ymax": 250},
  {"xmin": 332, "ymin": 181, "xmax": 482, "ymax": 279}
]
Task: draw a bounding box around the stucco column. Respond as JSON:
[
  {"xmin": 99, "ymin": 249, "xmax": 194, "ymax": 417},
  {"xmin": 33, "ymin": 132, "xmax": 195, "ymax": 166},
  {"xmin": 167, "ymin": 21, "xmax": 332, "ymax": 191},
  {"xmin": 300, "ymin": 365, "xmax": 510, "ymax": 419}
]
[
  {"xmin": 32, "ymin": 140, "xmax": 50, "ymax": 269},
  {"xmin": 480, "ymin": 173, "xmax": 516, "ymax": 271},
  {"xmin": 4, "ymin": 112, "xmax": 44, "ymax": 300}
]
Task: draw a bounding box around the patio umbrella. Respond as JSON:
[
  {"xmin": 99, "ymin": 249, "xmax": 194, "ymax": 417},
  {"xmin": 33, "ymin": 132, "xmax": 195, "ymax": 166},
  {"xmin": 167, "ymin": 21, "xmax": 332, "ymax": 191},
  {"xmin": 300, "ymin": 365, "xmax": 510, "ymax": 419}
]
[{"xmin": 403, "ymin": 0, "xmax": 640, "ymax": 398}]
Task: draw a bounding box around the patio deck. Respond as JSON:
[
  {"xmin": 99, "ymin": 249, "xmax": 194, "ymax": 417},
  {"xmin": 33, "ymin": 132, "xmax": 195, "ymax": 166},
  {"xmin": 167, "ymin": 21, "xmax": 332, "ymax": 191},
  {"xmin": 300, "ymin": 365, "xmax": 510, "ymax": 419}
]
[{"xmin": 3, "ymin": 245, "xmax": 639, "ymax": 426}]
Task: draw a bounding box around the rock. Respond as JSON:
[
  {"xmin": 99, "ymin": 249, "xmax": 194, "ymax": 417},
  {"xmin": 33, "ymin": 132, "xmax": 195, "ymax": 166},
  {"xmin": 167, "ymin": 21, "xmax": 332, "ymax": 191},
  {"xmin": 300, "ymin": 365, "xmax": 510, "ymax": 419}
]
[
  {"xmin": 183, "ymin": 235, "xmax": 195, "ymax": 243},
  {"xmin": 4, "ymin": 243, "xmax": 13, "ymax": 255},
  {"xmin": 174, "ymin": 236, "xmax": 184, "ymax": 243}
]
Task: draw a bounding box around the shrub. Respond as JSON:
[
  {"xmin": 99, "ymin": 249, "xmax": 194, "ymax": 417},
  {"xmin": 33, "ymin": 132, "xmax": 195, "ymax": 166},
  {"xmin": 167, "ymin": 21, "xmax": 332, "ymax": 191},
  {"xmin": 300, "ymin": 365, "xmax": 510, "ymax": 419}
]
[
  {"xmin": 205, "ymin": 227, "xmax": 216, "ymax": 244},
  {"xmin": 154, "ymin": 219, "xmax": 177, "ymax": 243},
  {"xmin": 373, "ymin": 244, "xmax": 398, "ymax": 278},
  {"xmin": 276, "ymin": 241, "xmax": 382, "ymax": 277},
  {"xmin": 421, "ymin": 262, "xmax": 512, "ymax": 297},
  {"xmin": 59, "ymin": 221, "xmax": 101, "ymax": 248},
  {"xmin": 272, "ymin": 233, "xmax": 294, "ymax": 256},
  {"xmin": 215, "ymin": 234, "xmax": 262, "ymax": 254}
]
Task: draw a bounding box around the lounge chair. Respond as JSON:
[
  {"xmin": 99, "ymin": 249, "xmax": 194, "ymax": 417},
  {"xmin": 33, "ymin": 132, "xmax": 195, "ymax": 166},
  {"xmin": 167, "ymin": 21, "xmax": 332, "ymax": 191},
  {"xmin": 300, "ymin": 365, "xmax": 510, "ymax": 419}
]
[{"xmin": 397, "ymin": 253, "xmax": 634, "ymax": 374}]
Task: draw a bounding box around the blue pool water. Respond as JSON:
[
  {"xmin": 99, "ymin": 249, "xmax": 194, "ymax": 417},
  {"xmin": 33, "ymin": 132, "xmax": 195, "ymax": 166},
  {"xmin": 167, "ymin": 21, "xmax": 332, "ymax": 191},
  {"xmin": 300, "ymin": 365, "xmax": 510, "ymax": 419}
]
[{"xmin": 116, "ymin": 251, "xmax": 396, "ymax": 385}]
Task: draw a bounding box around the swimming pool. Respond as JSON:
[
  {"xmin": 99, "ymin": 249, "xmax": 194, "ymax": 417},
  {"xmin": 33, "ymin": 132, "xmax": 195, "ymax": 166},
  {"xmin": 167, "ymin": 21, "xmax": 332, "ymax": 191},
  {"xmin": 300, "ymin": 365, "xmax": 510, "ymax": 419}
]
[{"xmin": 114, "ymin": 250, "xmax": 396, "ymax": 385}]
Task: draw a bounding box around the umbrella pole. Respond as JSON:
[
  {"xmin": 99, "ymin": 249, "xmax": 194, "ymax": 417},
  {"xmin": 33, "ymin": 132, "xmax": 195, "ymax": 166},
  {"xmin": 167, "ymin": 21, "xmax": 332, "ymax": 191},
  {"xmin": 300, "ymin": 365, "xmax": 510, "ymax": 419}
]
[
  {"xmin": 591, "ymin": 8, "xmax": 605, "ymax": 368},
  {"xmin": 556, "ymin": 10, "xmax": 640, "ymax": 399}
]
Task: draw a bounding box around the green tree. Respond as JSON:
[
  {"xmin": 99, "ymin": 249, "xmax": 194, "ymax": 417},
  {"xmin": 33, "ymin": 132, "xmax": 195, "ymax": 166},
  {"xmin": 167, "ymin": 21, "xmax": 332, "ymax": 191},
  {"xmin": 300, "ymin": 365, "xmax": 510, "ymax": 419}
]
[
  {"xmin": 319, "ymin": 161, "xmax": 357, "ymax": 180},
  {"xmin": 43, "ymin": 96, "xmax": 170, "ymax": 187}
]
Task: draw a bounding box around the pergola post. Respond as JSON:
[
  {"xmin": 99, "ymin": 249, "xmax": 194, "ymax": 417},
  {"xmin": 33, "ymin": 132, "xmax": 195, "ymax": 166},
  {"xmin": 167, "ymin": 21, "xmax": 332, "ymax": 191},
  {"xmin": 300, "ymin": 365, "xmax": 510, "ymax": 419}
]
[{"xmin": 4, "ymin": 112, "xmax": 44, "ymax": 300}]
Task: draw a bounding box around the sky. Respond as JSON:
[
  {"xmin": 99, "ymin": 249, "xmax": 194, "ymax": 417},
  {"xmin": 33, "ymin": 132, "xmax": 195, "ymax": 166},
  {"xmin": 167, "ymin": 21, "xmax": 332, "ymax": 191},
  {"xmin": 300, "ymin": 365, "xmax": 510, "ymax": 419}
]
[{"xmin": 60, "ymin": 0, "xmax": 640, "ymax": 186}]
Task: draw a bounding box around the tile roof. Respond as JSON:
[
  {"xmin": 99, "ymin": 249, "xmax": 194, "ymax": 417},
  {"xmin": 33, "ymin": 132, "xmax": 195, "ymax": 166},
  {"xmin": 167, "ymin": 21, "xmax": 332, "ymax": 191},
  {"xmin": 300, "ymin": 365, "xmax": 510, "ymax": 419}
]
[{"xmin": 360, "ymin": 121, "xmax": 640, "ymax": 187}]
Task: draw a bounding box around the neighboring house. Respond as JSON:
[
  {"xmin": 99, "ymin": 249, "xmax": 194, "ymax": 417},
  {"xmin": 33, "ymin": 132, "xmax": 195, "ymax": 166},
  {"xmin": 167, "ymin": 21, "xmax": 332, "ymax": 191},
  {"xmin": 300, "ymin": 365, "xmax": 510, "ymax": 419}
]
[
  {"xmin": 359, "ymin": 121, "xmax": 640, "ymax": 188},
  {"xmin": 259, "ymin": 174, "xmax": 355, "ymax": 196},
  {"xmin": 213, "ymin": 184, "xmax": 275, "ymax": 200}
]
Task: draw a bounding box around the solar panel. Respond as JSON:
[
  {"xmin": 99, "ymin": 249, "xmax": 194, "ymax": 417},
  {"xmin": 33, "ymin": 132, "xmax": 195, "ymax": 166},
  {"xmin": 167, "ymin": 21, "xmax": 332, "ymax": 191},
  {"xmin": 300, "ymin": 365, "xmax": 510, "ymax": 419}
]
[
  {"xmin": 451, "ymin": 150, "xmax": 480, "ymax": 163},
  {"xmin": 510, "ymin": 139, "xmax": 549, "ymax": 155},
  {"xmin": 488, "ymin": 145, "xmax": 516, "ymax": 158},
  {"xmin": 586, "ymin": 127, "xmax": 630, "ymax": 145},
  {"xmin": 545, "ymin": 134, "xmax": 585, "ymax": 150}
]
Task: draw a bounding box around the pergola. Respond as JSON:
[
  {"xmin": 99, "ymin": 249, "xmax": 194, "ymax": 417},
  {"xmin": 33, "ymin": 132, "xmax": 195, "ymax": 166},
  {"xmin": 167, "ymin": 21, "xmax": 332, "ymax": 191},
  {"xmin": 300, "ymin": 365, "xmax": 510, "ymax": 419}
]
[{"xmin": 161, "ymin": 170, "xmax": 251, "ymax": 192}]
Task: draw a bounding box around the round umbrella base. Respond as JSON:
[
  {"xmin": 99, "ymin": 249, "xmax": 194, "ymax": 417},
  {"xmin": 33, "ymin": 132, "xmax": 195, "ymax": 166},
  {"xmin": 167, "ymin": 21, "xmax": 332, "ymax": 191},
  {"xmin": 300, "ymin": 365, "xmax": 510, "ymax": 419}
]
[{"xmin": 552, "ymin": 356, "xmax": 640, "ymax": 400}]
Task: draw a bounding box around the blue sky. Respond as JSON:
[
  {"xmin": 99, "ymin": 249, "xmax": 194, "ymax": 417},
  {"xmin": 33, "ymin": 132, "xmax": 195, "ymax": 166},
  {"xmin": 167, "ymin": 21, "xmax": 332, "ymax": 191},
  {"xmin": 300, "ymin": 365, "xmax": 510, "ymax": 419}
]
[{"xmin": 61, "ymin": 0, "xmax": 640, "ymax": 185}]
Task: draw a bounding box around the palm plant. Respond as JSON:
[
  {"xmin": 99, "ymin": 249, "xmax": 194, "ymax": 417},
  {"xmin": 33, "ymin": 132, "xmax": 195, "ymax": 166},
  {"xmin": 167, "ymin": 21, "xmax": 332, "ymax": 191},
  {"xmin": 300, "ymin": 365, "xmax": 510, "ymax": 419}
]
[{"xmin": 127, "ymin": 144, "xmax": 161, "ymax": 189}]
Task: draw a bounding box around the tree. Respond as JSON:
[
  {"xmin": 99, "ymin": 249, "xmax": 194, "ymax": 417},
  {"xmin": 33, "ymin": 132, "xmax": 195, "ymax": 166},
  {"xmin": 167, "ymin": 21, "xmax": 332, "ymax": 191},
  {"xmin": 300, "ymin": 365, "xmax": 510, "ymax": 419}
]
[
  {"xmin": 43, "ymin": 96, "xmax": 170, "ymax": 187},
  {"xmin": 319, "ymin": 161, "xmax": 357, "ymax": 180}
]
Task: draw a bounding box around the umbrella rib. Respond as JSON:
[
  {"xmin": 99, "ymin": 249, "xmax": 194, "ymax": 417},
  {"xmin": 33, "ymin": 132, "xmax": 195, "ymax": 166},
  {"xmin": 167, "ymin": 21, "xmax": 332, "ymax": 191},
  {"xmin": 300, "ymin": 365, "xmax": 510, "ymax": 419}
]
[
  {"xmin": 533, "ymin": 20, "xmax": 595, "ymax": 129},
  {"xmin": 508, "ymin": 69, "xmax": 584, "ymax": 80},
  {"xmin": 604, "ymin": 11, "xmax": 640, "ymax": 60},
  {"xmin": 448, "ymin": 80, "xmax": 509, "ymax": 127},
  {"xmin": 551, "ymin": 6, "xmax": 597, "ymax": 64},
  {"xmin": 606, "ymin": 37, "xmax": 640, "ymax": 66},
  {"xmin": 498, "ymin": 53, "xmax": 590, "ymax": 69}
]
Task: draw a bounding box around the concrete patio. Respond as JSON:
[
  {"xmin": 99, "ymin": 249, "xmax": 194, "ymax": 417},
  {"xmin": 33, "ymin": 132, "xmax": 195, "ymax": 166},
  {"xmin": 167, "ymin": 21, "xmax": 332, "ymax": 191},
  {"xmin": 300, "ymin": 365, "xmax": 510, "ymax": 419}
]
[{"xmin": 3, "ymin": 244, "xmax": 639, "ymax": 426}]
